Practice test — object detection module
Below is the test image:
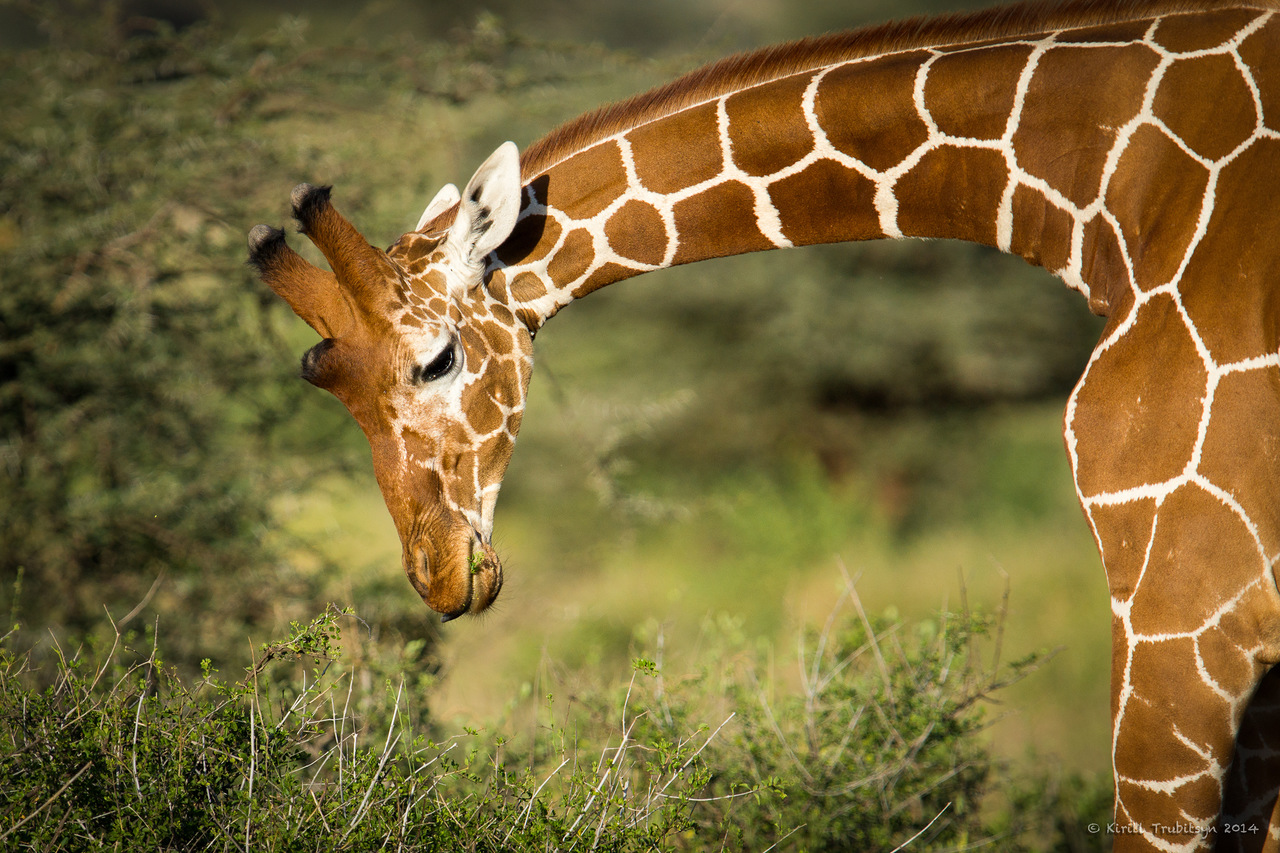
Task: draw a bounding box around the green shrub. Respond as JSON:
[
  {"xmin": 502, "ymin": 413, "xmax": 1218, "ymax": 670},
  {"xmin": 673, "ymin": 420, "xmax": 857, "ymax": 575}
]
[
  {"xmin": 0, "ymin": 594, "xmax": 1111, "ymax": 852},
  {"xmin": 603, "ymin": 592, "xmax": 1040, "ymax": 850},
  {"xmin": 0, "ymin": 607, "xmax": 712, "ymax": 851}
]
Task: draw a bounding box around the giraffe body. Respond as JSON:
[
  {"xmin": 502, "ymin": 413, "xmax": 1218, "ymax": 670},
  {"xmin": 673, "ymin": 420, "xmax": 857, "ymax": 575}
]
[{"xmin": 250, "ymin": 1, "xmax": 1280, "ymax": 846}]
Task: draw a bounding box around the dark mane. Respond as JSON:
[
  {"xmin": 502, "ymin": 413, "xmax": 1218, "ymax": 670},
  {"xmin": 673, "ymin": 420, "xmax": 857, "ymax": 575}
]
[{"xmin": 519, "ymin": 0, "xmax": 1272, "ymax": 179}]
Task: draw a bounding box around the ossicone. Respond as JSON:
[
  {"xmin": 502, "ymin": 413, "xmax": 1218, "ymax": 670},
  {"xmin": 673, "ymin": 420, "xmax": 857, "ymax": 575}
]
[
  {"xmin": 246, "ymin": 224, "xmax": 287, "ymax": 271},
  {"xmin": 291, "ymin": 183, "xmax": 335, "ymax": 235}
]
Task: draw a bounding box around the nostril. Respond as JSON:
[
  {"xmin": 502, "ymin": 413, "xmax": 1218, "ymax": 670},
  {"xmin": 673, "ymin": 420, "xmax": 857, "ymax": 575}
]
[{"xmin": 402, "ymin": 547, "xmax": 433, "ymax": 604}]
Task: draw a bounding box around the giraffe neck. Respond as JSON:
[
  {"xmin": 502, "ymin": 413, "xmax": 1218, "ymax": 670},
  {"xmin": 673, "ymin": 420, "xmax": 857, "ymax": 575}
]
[{"xmin": 483, "ymin": 1, "xmax": 1275, "ymax": 330}]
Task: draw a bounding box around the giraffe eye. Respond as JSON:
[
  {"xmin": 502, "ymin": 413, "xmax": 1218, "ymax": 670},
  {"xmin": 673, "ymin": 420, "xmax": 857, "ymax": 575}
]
[{"xmin": 413, "ymin": 344, "xmax": 456, "ymax": 384}]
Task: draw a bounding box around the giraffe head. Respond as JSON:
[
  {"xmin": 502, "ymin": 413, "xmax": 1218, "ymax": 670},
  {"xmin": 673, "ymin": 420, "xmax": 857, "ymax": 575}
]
[{"xmin": 248, "ymin": 143, "xmax": 531, "ymax": 621}]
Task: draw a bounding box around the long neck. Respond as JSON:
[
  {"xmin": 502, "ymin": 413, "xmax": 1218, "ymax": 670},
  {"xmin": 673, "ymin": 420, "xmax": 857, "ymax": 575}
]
[{"xmin": 489, "ymin": 1, "xmax": 1275, "ymax": 330}]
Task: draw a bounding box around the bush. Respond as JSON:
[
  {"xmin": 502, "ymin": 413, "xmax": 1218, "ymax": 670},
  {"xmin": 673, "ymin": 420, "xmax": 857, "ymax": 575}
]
[
  {"xmin": 607, "ymin": 586, "xmax": 1049, "ymax": 850},
  {"xmin": 0, "ymin": 608, "xmax": 714, "ymax": 851},
  {"xmin": 0, "ymin": 591, "xmax": 1111, "ymax": 852}
]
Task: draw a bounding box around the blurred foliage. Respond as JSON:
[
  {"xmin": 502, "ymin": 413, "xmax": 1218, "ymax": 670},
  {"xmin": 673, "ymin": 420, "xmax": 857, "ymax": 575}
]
[
  {"xmin": 0, "ymin": 0, "xmax": 687, "ymax": 679},
  {"xmin": 535, "ymin": 240, "xmax": 1102, "ymax": 499},
  {"xmin": 0, "ymin": 3, "xmax": 315, "ymax": 658},
  {"xmin": 0, "ymin": 0, "xmax": 625, "ymax": 669},
  {"xmin": 711, "ymin": 241, "xmax": 1099, "ymax": 409},
  {"xmin": 0, "ymin": 0, "xmax": 1007, "ymax": 54},
  {"xmin": 525, "ymin": 253, "xmax": 1101, "ymax": 546}
]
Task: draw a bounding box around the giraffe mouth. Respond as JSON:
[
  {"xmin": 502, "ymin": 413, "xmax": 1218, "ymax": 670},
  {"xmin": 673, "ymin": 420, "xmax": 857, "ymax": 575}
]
[
  {"xmin": 405, "ymin": 527, "xmax": 503, "ymax": 623},
  {"xmin": 442, "ymin": 536, "xmax": 503, "ymax": 623}
]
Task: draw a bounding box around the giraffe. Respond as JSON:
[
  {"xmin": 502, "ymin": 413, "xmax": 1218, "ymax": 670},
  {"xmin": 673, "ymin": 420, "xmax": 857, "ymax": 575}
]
[{"xmin": 249, "ymin": 0, "xmax": 1280, "ymax": 847}]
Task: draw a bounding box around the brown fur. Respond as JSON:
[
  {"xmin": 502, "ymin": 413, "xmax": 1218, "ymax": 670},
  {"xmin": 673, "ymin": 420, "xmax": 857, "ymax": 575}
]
[{"xmin": 520, "ymin": 0, "xmax": 1277, "ymax": 179}]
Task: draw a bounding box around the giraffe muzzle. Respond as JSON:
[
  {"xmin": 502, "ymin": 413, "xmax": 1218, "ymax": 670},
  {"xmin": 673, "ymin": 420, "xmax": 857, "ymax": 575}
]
[{"xmin": 404, "ymin": 527, "xmax": 504, "ymax": 623}]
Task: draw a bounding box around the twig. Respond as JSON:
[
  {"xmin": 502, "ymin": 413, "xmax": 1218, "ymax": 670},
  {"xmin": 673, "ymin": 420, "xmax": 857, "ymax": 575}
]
[
  {"xmin": 808, "ymin": 567, "xmax": 853, "ymax": 694},
  {"xmin": 117, "ymin": 569, "xmax": 167, "ymax": 628},
  {"xmin": 845, "ymin": 568, "xmax": 896, "ymax": 710},
  {"xmin": 759, "ymin": 823, "xmax": 806, "ymax": 853},
  {"xmin": 85, "ymin": 625, "xmax": 122, "ymax": 695},
  {"xmin": 511, "ymin": 757, "xmax": 570, "ymax": 838},
  {"xmin": 563, "ymin": 710, "xmax": 641, "ymax": 841},
  {"xmin": 888, "ymin": 802, "xmax": 952, "ymax": 853},
  {"xmin": 245, "ymin": 639, "xmax": 259, "ymax": 848},
  {"xmin": 0, "ymin": 761, "xmax": 93, "ymax": 843},
  {"xmin": 990, "ymin": 567, "xmax": 1011, "ymax": 688},
  {"xmin": 130, "ymin": 627, "xmax": 159, "ymax": 803},
  {"xmin": 309, "ymin": 789, "xmax": 331, "ymax": 834},
  {"xmin": 340, "ymin": 680, "xmax": 404, "ymax": 841},
  {"xmin": 750, "ymin": 669, "xmax": 815, "ymax": 786},
  {"xmin": 652, "ymin": 712, "xmax": 735, "ymax": 803},
  {"xmin": 131, "ymin": 685, "xmax": 146, "ymax": 801}
]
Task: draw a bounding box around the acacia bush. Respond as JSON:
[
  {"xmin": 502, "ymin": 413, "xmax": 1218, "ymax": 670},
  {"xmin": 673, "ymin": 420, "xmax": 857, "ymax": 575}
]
[
  {"xmin": 1, "ymin": 4, "xmax": 340, "ymax": 660},
  {"xmin": 0, "ymin": 597, "xmax": 1109, "ymax": 852}
]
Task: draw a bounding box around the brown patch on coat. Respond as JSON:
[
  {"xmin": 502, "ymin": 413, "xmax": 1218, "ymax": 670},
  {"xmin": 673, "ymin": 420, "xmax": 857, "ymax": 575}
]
[
  {"xmin": 1105, "ymin": 124, "xmax": 1211, "ymax": 289},
  {"xmin": 543, "ymin": 141, "xmax": 628, "ymax": 219},
  {"xmin": 629, "ymin": 102, "xmax": 722, "ymax": 195},
  {"xmin": 1071, "ymin": 294, "xmax": 1207, "ymax": 496},
  {"xmin": 896, "ymin": 145, "xmax": 1009, "ymax": 246},
  {"xmin": 925, "ymin": 44, "xmax": 1034, "ymax": 139},
  {"xmin": 1009, "ymin": 183, "xmax": 1074, "ymax": 272},
  {"xmin": 1198, "ymin": 367, "xmax": 1280, "ymax": 555},
  {"xmin": 725, "ymin": 72, "xmax": 816, "ymax": 176},
  {"xmin": 1239, "ymin": 17, "xmax": 1280, "ymax": 127},
  {"xmin": 1013, "ymin": 43, "xmax": 1160, "ymax": 207},
  {"xmin": 1179, "ymin": 140, "xmax": 1280, "ymax": 364},
  {"xmin": 816, "ymin": 52, "xmax": 931, "ymax": 172},
  {"xmin": 1151, "ymin": 6, "xmax": 1263, "ymax": 51},
  {"xmin": 606, "ymin": 200, "xmax": 668, "ymax": 265},
  {"xmin": 1154, "ymin": 53, "xmax": 1259, "ymax": 161},
  {"xmin": 671, "ymin": 181, "xmax": 774, "ymax": 264},
  {"xmin": 548, "ymin": 228, "xmax": 596, "ymax": 284},
  {"xmin": 768, "ymin": 159, "xmax": 880, "ymax": 245}
]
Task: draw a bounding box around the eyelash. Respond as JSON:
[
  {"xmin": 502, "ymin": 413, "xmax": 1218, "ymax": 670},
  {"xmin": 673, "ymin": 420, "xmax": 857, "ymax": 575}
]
[{"xmin": 413, "ymin": 344, "xmax": 456, "ymax": 383}]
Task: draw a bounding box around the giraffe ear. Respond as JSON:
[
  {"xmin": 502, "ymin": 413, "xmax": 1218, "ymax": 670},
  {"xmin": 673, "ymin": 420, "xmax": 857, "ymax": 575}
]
[
  {"xmin": 447, "ymin": 141, "xmax": 522, "ymax": 272},
  {"xmin": 415, "ymin": 182, "xmax": 460, "ymax": 232}
]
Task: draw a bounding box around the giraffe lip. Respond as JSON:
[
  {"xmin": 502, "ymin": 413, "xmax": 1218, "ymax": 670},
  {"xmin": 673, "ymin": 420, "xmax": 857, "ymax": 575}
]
[
  {"xmin": 467, "ymin": 536, "xmax": 503, "ymax": 612},
  {"xmin": 405, "ymin": 537, "xmax": 474, "ymax": 620},
  {"xmin": 429, "ymin": 534, "xmax": 502, "ymax": 623}
]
